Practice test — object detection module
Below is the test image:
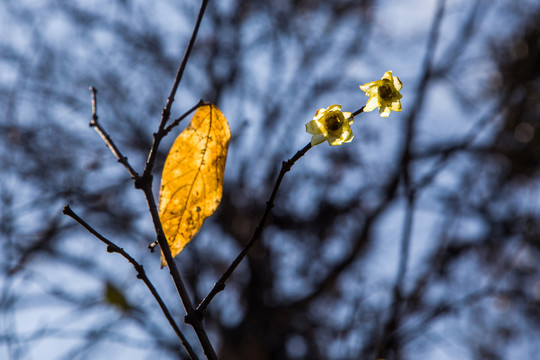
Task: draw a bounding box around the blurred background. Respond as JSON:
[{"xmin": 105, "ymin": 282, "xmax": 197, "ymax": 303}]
[{"xmin": 1, "ymin": 0, "xmax": 540, "ymax": 359}]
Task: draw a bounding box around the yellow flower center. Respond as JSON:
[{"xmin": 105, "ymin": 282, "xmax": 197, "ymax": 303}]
[
  {"xmin": 325, "ymin": 114, "xmax": 342, "ymax": 131},
  {"xmin": 378, "ymin": 83, "xmax": 393, "ymax": 100}
]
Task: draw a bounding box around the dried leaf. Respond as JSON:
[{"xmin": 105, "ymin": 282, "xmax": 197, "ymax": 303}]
[
  {"xmin": 104, "ymin": 282, "xmax": 132, "ymax": 313},
  {"xmin": 158, "ymin": 104, "xmax": 230, "ymax": 266}
]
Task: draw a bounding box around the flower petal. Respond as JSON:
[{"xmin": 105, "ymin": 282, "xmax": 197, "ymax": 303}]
[
  {"xmin": 311, "ymin": 133, "xmax": 327, "ymax": 146},
  {"xmin": 382, "ymin": 71, "xmax": 394, "ymax": 82},
  {"xmin": 306, "ymin": 104, "xmax": 355, "ymax": 146},
  {"xmin": 359, "ymin": 82, "xmax": 372, "ymax": 91},
  {"xmin": 305, "ymin": 120, "xmax": 322, "ymax": 135},
  {"xmin": 327, "ymin": 104, "xmax": 342, "ymax": 112},
  {"xmin": 360, "ymin": 81, "xmax": 383, "ymax": 96},
  {"xmin": 363, "ymin": 96, "xmax": 379, "ymax": 112},
  {"xmin": 379, "ymin": 106, "xmax": 391, "ymax": 117},
  {"xmin": 343, "ymin": 129, "xmax": 354, "ymax": 143},
  {"xmin": 360, "ymin": 71, "xmax": 403, "ymax": 117},
  {"xmin": 327, "ymin": 138, "xmax": 339, "ymax": 146},
  {"xmin": 390, "ymin": 100, "xmax": 402, "ymax": 112},
  {"xmin": 313, "ymin": 108, "xmax": 327, "ymax": 121},
  {"xmin": 393, "ymin": 75, "xmax": 403, "ymax": 91},
  {"xmin": 343, "ymin": 112, "xmax": 353, "ymax": 123}
]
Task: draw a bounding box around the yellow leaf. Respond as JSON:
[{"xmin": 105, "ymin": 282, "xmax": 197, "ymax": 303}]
[{"xmin": 158, "ymin": 104, "xmax": 230, "ymax": 266}]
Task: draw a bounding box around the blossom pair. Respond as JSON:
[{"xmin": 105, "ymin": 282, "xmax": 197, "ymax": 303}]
[{"xmin": 306, "ymin": 71, "xmax": 403, "ymax": 146}]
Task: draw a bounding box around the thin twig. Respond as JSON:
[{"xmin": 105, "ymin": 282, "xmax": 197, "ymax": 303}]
[
  {"xmin": 163, "ymin": 0, "xmax": 209, "ymax": 124},
  {"xmin": 198, "ymin": 105, "xmax": 364, "ymax": 312},
  {"xmin": 394, "ymin": 192, "xmax": 416, "ymax": 295},
  {"xmin": 399, "ymin": 287, "xmax": 498, "ymax": 344},
  {"xmin": 376, "ymin": 1, "xmax": 446, "ymax": 357},
  {"xmin": 86, "ymin": 87, "xmax": 195, "ymax": 315},
  {"xmin": 62, "ymin": 205, "xmax": 198, "ymax": 360},
  {"xmin": 197, "ymin": 142, "xmax": 312, "ymax": 313},
  {"xmin": 352, "ymin": 106, "xmax": 365, "ymax": 117},
  {"xmin": 378, "ymin": 190, "xmax": 417, "ymax": 357},
  {"xmin": 144, "ymin": 0, "xmax": 210, "ymax": 178},
  {"xmin": 164, "ymin": 100, "xmax": 209, "ymax": 136},
  {"xmin": 142, "ymin": 100, "xmax": 207, "ymax": 184},
  {"xmin": 88, "ymin": 87, "xmax": 139, "ymax": 180}
]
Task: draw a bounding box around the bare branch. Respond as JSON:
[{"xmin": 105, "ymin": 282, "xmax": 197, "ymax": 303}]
[
  {"xmin": 163, "ymin": 100, "xmax": 210, "ymax": 136},
  {"xmin": 197, "ymin": 142, "xmax": 312, "ymax": 313},
  {"xmin": 88, "ymin": 87, "xmax": 139, "ymax": 180},
  {"xmin": 62, "ymin": 205, "xmax": 198, "ymax": 360},
  {"xmin": 142, "ymin": 100, "xmax": 207, "ymax": 184},
  {"xmin": 144, "ymin": 0, "xmax": 210, "ymax": 177},
  {"xmin": 85, "ymin": 1, "xmax": 217, "ymax": 357},
  {"xmin": 376, "ymin": 1, "xmax": 447, "ymax": 357}
]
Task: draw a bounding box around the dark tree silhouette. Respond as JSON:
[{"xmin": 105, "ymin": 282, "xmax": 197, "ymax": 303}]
[{"xmin": 1, "ymin": 0, "xmax": 539, "ymax": 359}]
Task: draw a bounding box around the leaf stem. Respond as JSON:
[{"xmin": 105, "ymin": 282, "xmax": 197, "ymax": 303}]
[
  {"xmin": 197, "ymin": 142, "xmax": 312, "ymax": 313},
  {"xmin": 62, "ymin": 205, "xmax": 198, "ymax": 360}
]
